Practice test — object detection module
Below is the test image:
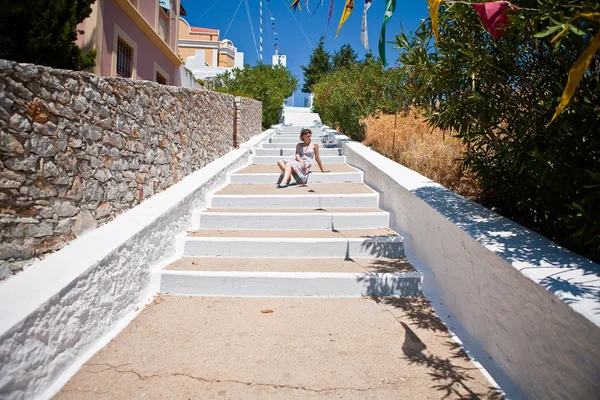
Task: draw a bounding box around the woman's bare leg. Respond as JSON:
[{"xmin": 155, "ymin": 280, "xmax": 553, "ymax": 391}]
[
  {"xmin": 277, "ymin": 159, "xmax": 286, "ymax": 172},
  {"xmin": 281, "ymin": 163, "xmax": 293, "ymax": 186}
]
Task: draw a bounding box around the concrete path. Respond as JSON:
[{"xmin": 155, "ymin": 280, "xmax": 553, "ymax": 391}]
[
  {"xmin": 55, "ymin": 120, "xmax": 498, "ymax": 398},
  {"xmin": 56, "ymin": 297, "xmax": 500, "ymax": 400}
]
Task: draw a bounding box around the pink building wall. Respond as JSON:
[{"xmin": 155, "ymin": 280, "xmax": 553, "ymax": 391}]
[
  {"xmin": 101, "ymin": 0, "xmax": 178, "ymax": 84},
  {"xmin": 138, "ymin": 0, "xmax": 157, "ymax": 28}
]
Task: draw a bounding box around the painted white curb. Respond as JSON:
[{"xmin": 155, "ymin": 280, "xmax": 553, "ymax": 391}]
[
  {"xmin": 178, "ymin": 236, "xmax": 405, "ymax": 258},
  {"xmin": 0, "ymin": 147, "xmax": 253, "ymax": 399},
  {"xmin": 229, "ymin": 171, "xmax": 363, "ymax": 184},
  {"xmin": 193, "ymin": 211, "xmax": 390, "ymax": 230},
  {"xmin": 210, "ymin": 193, "xmax": 379, "ymax": 209},
  {"xmin": 159, "ymin": 270, "xmax": 422, "ymax": 297},
  {"xmin": 251, "ymin": 155, "xmax": 346, "ymax": 164}
]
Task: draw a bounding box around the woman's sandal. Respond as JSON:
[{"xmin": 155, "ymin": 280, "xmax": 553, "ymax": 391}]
[{"xmin": 276, "ymin": 183, "xmax": 288, "ymax": 189}]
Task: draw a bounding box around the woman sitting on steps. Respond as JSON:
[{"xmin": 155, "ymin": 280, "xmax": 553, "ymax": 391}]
[{"xmin": 276, "ymin": 128, "xmax": 330, "ymax": 188}]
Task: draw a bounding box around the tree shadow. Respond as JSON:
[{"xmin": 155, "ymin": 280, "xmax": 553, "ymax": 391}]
[
  {"xmin": 359, "ymin": 235, "xmax": 405, "ymax": 258},
  {"xmin": 413, "ymin": 185, "xmax": 600, "ymax": 312},
  {"xmin": 400, "ymin": 319, "xmax": 504, "ymax": 399}
]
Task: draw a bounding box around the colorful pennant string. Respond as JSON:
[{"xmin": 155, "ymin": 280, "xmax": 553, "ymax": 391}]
[
  {"xmin": 379, "ymin": 0, "xmax": 396, "ymax": 64},
  {"xmin": 361, "ymin": 0, "xmax": 373, "ymax": 51},
  {"xmin": 336, "ymin": 0, "xmax": 355, "ymax": 37},
  {"xmin": 290, "ymin": 0, "xmax": 302, "ymax": 12},
  {"xmin": 471, "ymin": 1, "xmax": 518, "ymax": 39}
]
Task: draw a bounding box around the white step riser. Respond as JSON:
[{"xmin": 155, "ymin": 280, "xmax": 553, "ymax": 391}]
[
  {"xmin": 179, "ymin": 237, "xmax": 405, "ymax": 258},
  {"xmin": 255, "ymin": 148, "xmax": 341, "ymax": 156},
  {"xmin": 261, "ymin": 143, "xmax": 307, "ymax": 148},
  {"xmin": 269, "ymin": 138, "xmax": 324, "ymax": 144},
  {"xmin": 210, "ymin": 194, "xmax": 379, "ymax": 209},
  {"xmin": 193, "ymin": 212, "xmax": 390, "ymax": 230},
  {"xmin": 160, "ymin": 272, "xmax": 422, "ymax": 297},
  {"xmin": 229, "ymin": 172, "xmax": 363, "ymax": 184},
  {"xmin": 272, "ymin": 135, "xmax": 327, "ymax": 139},
  {"xmin": 251, "ymin": 156, "xmax": 346, "ymax": 164}
]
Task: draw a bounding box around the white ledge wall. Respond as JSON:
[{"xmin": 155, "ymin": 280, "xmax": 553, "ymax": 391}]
[
  {"xmin": 0, "ymin": 146, "xmax": 254, "ymax": 400},
  {"xmin": 343, "ymin": 141, "xmax": 600, "ymax": 400}
]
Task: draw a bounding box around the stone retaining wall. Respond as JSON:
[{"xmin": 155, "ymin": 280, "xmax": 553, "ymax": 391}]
[
  {"xmin": 237, "ymin": 96, "xmax": 262, "ymax": 144},
  {"xmin": 0, "ymin": 60, "xmax": 262, "ymax": 279}
]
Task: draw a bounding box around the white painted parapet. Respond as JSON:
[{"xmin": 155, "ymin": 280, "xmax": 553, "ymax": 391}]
[
  {"xmin": 0, "ymin": 149, "xmax": 252, "ymax": 400},
  {"xmin": 343, "ymin": 140, "xmax": 600, "ymax": 400}
]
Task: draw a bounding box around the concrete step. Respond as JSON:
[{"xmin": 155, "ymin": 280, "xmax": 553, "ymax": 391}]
[
  {"xmin": 230, "ymin": 171, "xmax": 362, "ymax": 184},
  {"xmin": 193, "ymin": 208, "xmax": 389, "ymax": 229},
  {"xmin": 251, "ymin": 155, "xmax": 346, "ymax": 164},
  {"xmin": 269, "ymin": 138, "xmax": 322, "ymax": 144},
  {"xmin": 229, "ymin": 164, "xmax": 362, "ymax": 184},
  {"xmin": 160, "ymin": 258, "xmax": 423, "ymax": 297},
  {"xmin": 178, "ymin": 229, "xmax": 404, "ymax": 258},
  {"xmin": 261, "ymin": 143, "xmax": 305, "ymax": 148},
  {"xmin": 210, "ymin": 183, "xmax": 379, "ymax": 208},
  {"xmin": 254, "ymin": 148, "xmax": 341, "ymax": 156}
]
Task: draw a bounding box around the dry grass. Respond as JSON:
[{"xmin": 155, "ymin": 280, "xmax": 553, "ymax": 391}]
[{"xmin": 361, "ymin": 109, "xmax": 481, "ymax": 200}]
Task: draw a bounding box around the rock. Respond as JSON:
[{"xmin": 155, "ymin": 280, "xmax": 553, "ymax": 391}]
[
  {"xmin": 29, "ymin": 135, "xmax": 57, "ymax": 157},
  {"xmin": 82, "ymin": 123, "xmax": 103, "ymax": 141},
  {"xmin": 4, "ymin": 155, "xmax": 38, "ymax": 171},
  {"xmin": 72, "ymin": 95, "xmax": 88, "ymax": 113},
  {"xmin": 93, "ymin": 168, "xmax": 112, "ymax": 183},
  {"xmin": 95, "ymin": 202, "xmax": 112, "ymax": 218},
  {"xmin": 83, "ymin": 86, "xmax": 102, "ymax": 102},
  {"xmin": 25, "ymin": 222, "xmax": 53, "ymax": 238},
  {"xmin": 55, "ymin": 218, "xmax": 73, "ymax": 234},
  {"xmin": 0, "ymin": 170, "xmax": 26, "ymax": 189},
  {"xmin": 0, "ymin": 261, "xmax": 12, "ymax": 280},
  {"xmin": 84, "ymin": 180, "xmax": 104, "ymax": 201},
  {"xmin": 0, "ymin": 131, "xmax": 24, "ymax": 154},
  {"xmin": 54, "ymin": 200, "xmax": 79, "ymax": 217},
  {"xmin": 66, "ymin": 176, "xmax": 84, "ymax": 200},
  {"xmin": 72, "ymin": 210, "xmax": 97, "ymax": 237},
  {"xmin": 41, "ymin": 160, "xmax": 59, "ymax": 178}
]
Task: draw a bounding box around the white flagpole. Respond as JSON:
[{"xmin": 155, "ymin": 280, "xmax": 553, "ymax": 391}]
[{"xmin": 260, "ymin": 0, "xmax": 263, "ymax": 62}]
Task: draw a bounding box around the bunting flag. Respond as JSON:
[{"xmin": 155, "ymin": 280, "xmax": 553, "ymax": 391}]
[
  {"xmin": 306, "ymin": 0, "xmax": 311, "ymax": 13},
  {"xmin": 336, "ymin": 0, "xmax": 355, "ymax": 37},
  {"xmin": 549, "ymin": 28, "xmax": 600, "ymax": 124},
  {"xmin": 325, "ymin": 0, "xmax": 335, "ymax": 34},
  {"xmin": 471, "ymin": 2, "xmax": 517, "ymax": 39},
  {"xmin": 360, "ymin": 0, "xmax": 373, "ymax": 51},
  {"xmin": 379, "ymin": 0, "xmax": 396, "ymax": 64},
  {"xmin": 290, "ymin": 0, "xmax": 302, "ymax": 11},
  {"xmin": 427, "ymin": 0, "xmax": 443, "ymax": 46}
]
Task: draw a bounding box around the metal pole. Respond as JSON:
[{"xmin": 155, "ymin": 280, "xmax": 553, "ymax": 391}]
[{"xmin": 259, "ymin": 0, "xmax": 263, "ymax": 62}]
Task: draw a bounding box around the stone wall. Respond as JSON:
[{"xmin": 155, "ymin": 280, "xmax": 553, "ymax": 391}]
[
  {"xmin": 237, "ymin": 96, "xmax": 262, "ymax": 144},
  {"xmin": 0, "ymin": 60, "xmax": 262, "ymax": 279}
]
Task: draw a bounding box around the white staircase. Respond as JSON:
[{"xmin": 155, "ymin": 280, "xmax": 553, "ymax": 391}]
[{"xmin": 155, "ymin": 124, "xmax": 422, "ymax": 297}]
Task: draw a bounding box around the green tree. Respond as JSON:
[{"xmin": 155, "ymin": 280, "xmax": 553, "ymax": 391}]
[
  {"xmin": 332, "ymin": 44, "xmax": 358, "ymax": 71},
  {"xmin": 312, "ymin": 60, "xmax": 405, "ymax": 140},
  {"xmin": 0, "ymin": 0, "xmax": 97, "ymax": 70},
  {"xmin": 300, "ymin": 37, "xmax": 332, "ymax": 93},
  {"xmin": 214, "ymin": 64, "xmax": 298, "ymax": 128},
  {"xmin": 394, "ymin": 1, "xmax": 600, "ymax": 261}
]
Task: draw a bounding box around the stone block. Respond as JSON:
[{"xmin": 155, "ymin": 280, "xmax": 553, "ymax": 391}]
[
  {"xmin": 0, "ymin": 170, "xmax": 26, "ymax": 189},
  {"xmin": 72, "ymin": 209, "xmax": 97, "ymax": 237}
]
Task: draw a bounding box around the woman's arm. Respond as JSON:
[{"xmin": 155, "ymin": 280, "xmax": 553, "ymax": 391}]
[
  {"xmin": 295, "ymin": 143, "xmax": 303, "ymax": 164},
  {"xmin": 313, "ymin": 144, "xmax": 330, "ymax": 172}
]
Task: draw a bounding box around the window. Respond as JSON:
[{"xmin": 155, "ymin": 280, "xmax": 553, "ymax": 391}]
[
  {"xmin": 116, "ymin": 37, "xmax": 134, "ymax": 78},
  {"xmin": 156, "ymin": 72, "xmax": 167, "ymax": 85}
]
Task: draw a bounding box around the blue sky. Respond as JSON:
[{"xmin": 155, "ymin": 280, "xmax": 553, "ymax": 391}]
[{"xmin": 182, "ymin": 0, "xmax": 430, "ymax": 104}]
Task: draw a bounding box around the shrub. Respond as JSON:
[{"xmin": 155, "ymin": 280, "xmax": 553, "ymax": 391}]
[
  {"xmin": 0, "ymin": 0, "xmax": 96, "ymax": 70},
  {"xmin": 213, "ymin": 64, "xmax": 297, "ymax": 129}
]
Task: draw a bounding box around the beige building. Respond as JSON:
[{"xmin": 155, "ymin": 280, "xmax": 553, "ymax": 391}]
[{"xmin": 178, "ymin": 18, "xmax": 244, "ymax": 80}]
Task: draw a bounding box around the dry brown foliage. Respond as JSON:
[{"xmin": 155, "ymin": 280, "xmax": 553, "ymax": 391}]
[{"xmin": 361, "ymin": 109, "xmax": 481, "ymax": 200}]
